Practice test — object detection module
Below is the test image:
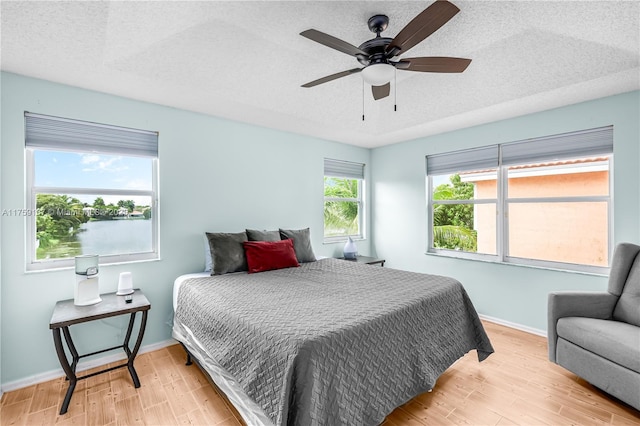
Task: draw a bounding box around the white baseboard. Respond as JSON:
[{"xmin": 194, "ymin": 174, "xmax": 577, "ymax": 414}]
[
  {"xmin": 1, "ymin": 338, "xmax": 177, "ymax": 394},
  {"xmin": 479, "ymin": 314, "xmax": 547, "ymax": 337}
]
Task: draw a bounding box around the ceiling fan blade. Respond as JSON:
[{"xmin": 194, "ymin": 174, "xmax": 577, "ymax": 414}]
[
  {"xmin": 372, "ymin": 83, "xmax": 390, "ymax": 100},
  {"xmin": 300, "ymin": 29, "xmax": 368, "ymax": 57},
  {"xmin": 301, "ymin": 68, "xmax": 362, "ymax": 88},
  {"xmin": 397, "ymin": 57, "xmax": 471, "ymax": 73},
  {"xmin": 386, "ymin": 1, "xmax": 460, "ymax": 57}
]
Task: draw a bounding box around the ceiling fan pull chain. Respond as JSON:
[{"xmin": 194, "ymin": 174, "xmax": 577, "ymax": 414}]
[
  {"xmin": 394, "ymin": 68, "xmax": 397, "ymax": 112},
  {"xmin": 362, "ymin": 80, "xmax": 365, "ymax": 121}
]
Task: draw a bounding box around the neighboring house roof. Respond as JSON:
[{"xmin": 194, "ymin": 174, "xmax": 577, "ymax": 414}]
[
  {"xmin": 506, "ymin": 156, "xmax": 609, "ymax": 171},
  {"xmin": 460, "ymin": 157, "xmax": 609, "ymax": 181}
]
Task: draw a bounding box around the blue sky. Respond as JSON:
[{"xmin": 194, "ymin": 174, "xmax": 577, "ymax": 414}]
[{"xmin": 35, "ymin": 150, "xmax": 152, "ymax": 205}]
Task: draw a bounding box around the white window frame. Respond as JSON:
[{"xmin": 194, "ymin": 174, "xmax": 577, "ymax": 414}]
[
  {"xmin": 24, "ymin": 112, "xmax": 159, "ymax": 271},
  {"xmin": 323, "ymin": 158, "xmax": 365, "ymax": 243},
  {"xmin": 426, "ymin": 126, "xmax": 613, "ymax": 274}
]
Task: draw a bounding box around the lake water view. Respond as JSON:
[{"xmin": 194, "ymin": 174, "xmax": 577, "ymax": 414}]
[
  {"xmin": 37, "ymin": 219, "xmax": 152, "ymax": 259},
  {"xmin": 78, "ymin": 219, "xmax": 152, "ymax": 255}
]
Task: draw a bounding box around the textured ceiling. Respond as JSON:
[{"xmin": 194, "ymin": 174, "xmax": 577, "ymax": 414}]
[{"xmin": 1, "ymin": 1, "xmax": 639, "ymax": 148}]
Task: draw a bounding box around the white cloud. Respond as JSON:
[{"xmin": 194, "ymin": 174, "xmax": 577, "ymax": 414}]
[
  {"xmin": 81, "ymin": 154, "xmax": 100, "ymax": 165},
  {"xmin": 81, "ymin": 155, "xmax": 129, "ymax": 173}
]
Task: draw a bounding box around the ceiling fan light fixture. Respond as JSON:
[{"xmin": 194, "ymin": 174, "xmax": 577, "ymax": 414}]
[{"xmin": 361, "ymin": 63, "xmax": 395, "ymax": 86}]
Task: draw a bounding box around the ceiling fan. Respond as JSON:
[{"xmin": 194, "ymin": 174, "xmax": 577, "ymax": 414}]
[{"xmin": 300, "ymin": 0, "xmax": 471, "ymax": 101}]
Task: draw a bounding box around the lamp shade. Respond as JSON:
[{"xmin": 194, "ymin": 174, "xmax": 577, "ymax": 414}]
[{"xmin": 361, "ymin": 63, "xmax": 395, "ymax": 86}]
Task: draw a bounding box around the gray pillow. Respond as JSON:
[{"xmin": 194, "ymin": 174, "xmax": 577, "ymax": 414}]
[
  {"xmin": 206, "ymin": 232, "xmax": 248, "ymax": 275},
  {"xmin": 246, "ymin": 229, "xmax": 281, "ymax": 242},
  {"xmin": 279, "ymin": 228, "xmax": 316, "ymax": 263},
  {"xmin": 203, "ymin": 233, "xmax": 213, "ymax": 272}
]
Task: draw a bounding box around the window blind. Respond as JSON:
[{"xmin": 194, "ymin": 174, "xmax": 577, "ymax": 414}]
[
  {"xmin": 426, "ymin": 145, "xmax": 499, "ymax": 175},
  {"xmin": 501, "ymin": 126, "xmax": 613, "ymax": 166},
  {"xmin": 25, "ymin": 112, "xmax": 158, "ymax": 157},
  {"xmin": 324, "ymin": 158, "xmax": 365, "ymax": 179}
]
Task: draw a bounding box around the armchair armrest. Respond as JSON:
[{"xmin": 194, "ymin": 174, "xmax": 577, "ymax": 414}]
[{"xmin": 547, "ymin": 291, "xmax": 618, "ymax": 362}]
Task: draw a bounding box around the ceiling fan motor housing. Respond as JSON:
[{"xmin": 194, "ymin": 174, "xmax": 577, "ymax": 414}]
[
  {"xmin": 357, "ymin": 37, "xmax": 394, "ymax": 66},
  {"xmin": 356, "ymin": 15, "xmax": 395, "ymax": 66}
]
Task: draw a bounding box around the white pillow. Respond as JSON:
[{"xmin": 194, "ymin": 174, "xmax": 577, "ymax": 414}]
[{"xmin": 204, "ymin": 233, "xmax": 213, "ymax": 272}]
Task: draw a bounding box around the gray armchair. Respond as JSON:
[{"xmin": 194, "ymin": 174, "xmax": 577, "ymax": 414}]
[{"xmin": 548, "ymin": 242, "xmax": 640, "ymax": 411}]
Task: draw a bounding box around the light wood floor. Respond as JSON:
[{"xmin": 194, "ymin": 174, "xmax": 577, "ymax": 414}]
[{"xmin": 2, "ymin": 321, "xmax": 639, "ymax": 425}]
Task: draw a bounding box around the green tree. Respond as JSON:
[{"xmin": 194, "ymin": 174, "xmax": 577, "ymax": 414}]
[
  {"xmin": 92, "ymin": 197, "xmax": 118, "ymax": 220},
  {"xmin": 432, "ymin": 174, "xmax": 477, "ymax": 251},
  {"xmin": 35, "ymin": 194, "xmax": 89, "ymax": 258},
  {"xmin": 118, "ymin": 200, "xmax": 136, "ymax": 212},
  {"xmin": 36, "ymin": 194, "xmax": 88, "ymax": 237},
  {"xmin": 36, "ymin": 214, "xmax": 55, "ymax": 248},
  {"xmin": 324, "ymin": 177, "xmax": 359, "ymax": 236},
  {"xmin": 93, "ymin": 197, "xmax": 106, "ymax": 208}
]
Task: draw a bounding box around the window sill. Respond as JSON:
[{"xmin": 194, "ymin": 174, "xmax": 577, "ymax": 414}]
[
  {"xmin": 25, "ymin": 255, "xmax": 160, "ymax": 274},
  {"xmin": 424, "ymin": 251, "xmax": 608, "ymax": 277},
  {"xmin": 323, "ymin": 237, "xmax": 366, "ymax": 245}
]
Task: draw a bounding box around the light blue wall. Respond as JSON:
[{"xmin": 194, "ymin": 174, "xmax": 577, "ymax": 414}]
[
  {"xmin": 0, "ymin": 72, "xmax": 371, "ymax": 385},
  {"xmin": 371, "ymin": 91, "xmax": 640, "ymax": 332},
  {"xmin": 2, "ymin": 70, "xmax": 638, "ymax": 388}
]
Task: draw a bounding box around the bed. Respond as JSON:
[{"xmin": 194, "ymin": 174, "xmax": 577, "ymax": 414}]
[{"xmin": 172, "ymin": 257, "xmax": 494, "ymax": 426}]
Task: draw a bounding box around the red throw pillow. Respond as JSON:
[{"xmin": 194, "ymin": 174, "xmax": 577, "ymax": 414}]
[{"xmin": 243, "ymin": 239, "xmax": 300, "ymax": 273}]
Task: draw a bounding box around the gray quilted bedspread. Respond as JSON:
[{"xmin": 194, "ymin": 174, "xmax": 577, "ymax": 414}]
[{"xmin": 175, "ymin": 258, "xmax": 493, "ymax": 426}]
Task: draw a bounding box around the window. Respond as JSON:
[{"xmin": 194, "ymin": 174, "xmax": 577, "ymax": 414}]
[
  {"xmin": 25, "ymin": 112, "xmax": 159, "ymax": 270},
  {"xmin": 426, "ymin": 126, "xmax": 613, "ymax": 273},
  {"xmin": 323, "ymin": 158, "xmax": 365, "ymax": 241}
]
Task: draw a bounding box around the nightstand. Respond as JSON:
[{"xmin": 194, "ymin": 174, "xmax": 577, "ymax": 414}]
[
  {"xmin": 339, "ymin": 255, "xmax": 385, "ymax": 267},
  {"xmin": 49, "ymin": 289, "xmax": 150, "ymax": 414}
]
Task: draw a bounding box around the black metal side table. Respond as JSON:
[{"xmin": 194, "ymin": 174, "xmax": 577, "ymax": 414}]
[{"xmin": 49, "ymin": 289, "xmax": 150, "ymax": 415}]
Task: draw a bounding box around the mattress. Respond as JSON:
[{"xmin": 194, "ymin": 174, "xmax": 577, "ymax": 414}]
[
  {"xmin": 173, "ymin": 272, "xmax": 210, "ymax": 311},
  {"xmin": 172, "ymin": 271, "xmax": 273, "ymax": 426},
  {"xmin": 172, "ymin": 258, "xmax": 493, "ymax": 425}
]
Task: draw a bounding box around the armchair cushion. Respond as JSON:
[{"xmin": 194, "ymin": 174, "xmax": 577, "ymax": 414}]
[
  {"xmin": 612, "ymin": 253, "xmax": 640, "ymax": 326},
  {"xmin": 557, "ymin": 317, "xmax": 640, "ymax": 372},
  {"xmin": 547, "ymin": 291, "xmax": 618, "ymax": 362}
]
